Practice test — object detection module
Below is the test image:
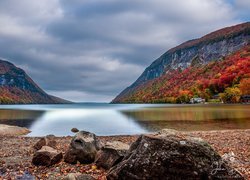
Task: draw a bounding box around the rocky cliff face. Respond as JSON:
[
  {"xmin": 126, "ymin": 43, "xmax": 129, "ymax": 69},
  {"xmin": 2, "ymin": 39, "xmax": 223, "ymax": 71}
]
[
  {"xmin": 0, "ymin": 60, "xmax": 68, "ymax": 104},
  {"xmin": 113, "ymin": 22, "xmax": 250, "ymax": 103}
]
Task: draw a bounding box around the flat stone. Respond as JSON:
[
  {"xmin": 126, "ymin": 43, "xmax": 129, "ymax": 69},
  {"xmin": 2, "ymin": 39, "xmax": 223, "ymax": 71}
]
[{"xmin": 95, "ymin": 141, "xmax": 129, "ymax": 170}]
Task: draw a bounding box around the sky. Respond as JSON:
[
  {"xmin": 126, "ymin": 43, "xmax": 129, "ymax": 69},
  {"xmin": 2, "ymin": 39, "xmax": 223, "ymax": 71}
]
[{"xmin": 0, "ymin": 0, "xmax": 249, "ymax": 102}]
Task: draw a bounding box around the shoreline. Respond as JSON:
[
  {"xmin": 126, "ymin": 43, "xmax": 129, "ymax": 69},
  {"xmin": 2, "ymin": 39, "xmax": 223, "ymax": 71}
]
[
  {"xmin": 0, "ymin": 128, "xmax": 249, "ymax": 179},
  {"xmin": 0, "ymin": 124, "xmax": 30, "ymax": 136},
  {"xmin": 1, "ymin": 123, "xmax": 250, "ymax": 137}
]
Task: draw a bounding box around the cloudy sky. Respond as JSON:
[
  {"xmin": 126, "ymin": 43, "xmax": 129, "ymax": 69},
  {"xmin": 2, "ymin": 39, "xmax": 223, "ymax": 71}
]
[{"xmin": 0, "ymin": 0, "xmax": 249, "ymax": 102}]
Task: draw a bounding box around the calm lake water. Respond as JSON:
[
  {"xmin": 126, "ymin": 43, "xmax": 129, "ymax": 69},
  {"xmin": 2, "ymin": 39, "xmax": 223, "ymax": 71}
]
[{"xmin": 0, "ymin": 103, "xmax": 249, "ymax": 136}]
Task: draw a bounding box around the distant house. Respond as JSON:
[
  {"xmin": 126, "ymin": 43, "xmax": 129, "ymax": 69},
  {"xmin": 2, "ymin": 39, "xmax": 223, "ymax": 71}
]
[
  {"xmin": 209, "ymin": 94, "xmax": 223, "ymax": 103},
  {"xmin": 190, "ymin": 97, "xmax": 205, "ymax": 104},
  {"xmin": 240, "ymin": 95, "xmax": 250, "ymax": 104},
  {"xmin": 212, "ymin": 94, "xmax": 220, "ymax": 100}
]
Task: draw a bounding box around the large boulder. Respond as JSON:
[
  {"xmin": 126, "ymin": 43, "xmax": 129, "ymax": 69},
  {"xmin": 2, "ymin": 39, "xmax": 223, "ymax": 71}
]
[
  {"xmin": 32, "ymin": 146, "xmax": 63, "ymax": 166},
  {"xmin": 64, "ymin": 131, "xmax": 100, "ymax": 164},
  {"xmin": 33, "ymin": 135, "xmax": 57, "ymax": 151},
  {"xmin": 95, "ymin": 141, "xmax": 129, "ymax": 170},
  {"xmin": 107, "ymin": 134, "xmax": 243, "ymax": 180}
]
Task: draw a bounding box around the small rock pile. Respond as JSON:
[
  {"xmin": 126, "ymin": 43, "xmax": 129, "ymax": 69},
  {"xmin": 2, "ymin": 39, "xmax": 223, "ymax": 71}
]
[{"xmin": 32, "ymin": 135, "xmax": 62, "ymax": 166}]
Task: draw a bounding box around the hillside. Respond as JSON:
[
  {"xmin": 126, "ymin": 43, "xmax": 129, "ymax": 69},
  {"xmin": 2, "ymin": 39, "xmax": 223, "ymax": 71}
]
[
  {"xmin": 112, "ymin": 22, "xmax": 250, "ymax": 103},
  {"xmin": 0, "ymin": 59, "xmax": 69, "ymax": 104}
]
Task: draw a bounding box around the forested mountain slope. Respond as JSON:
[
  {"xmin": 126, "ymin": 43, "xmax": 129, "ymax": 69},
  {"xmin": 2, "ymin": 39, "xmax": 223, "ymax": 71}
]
[{"xmin": 113, "ymin": 22, "xmax": 250, "ymax": 103}]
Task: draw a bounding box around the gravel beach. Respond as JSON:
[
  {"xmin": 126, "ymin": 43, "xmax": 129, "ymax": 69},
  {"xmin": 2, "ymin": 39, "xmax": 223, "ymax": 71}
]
[{"xmin": 0, "ymin": 129, "xmax": 249, "ymax": 179}]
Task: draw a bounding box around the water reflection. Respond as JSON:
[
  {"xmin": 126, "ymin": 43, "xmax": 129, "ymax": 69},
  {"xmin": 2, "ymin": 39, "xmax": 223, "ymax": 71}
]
[
  {"xmin": 0, "ymin": 104, "xmax": 249, "ymax": 136},
  {"xmin": 28, "ymin": 109, "xmax": 147, "ymax": 136},
  {"xmin": 121, "ymin": 105, "xmax": 250, "ymax": 131},
  {"xmin": 0, "ymin": 109, "xmax": 43, "ymax": 120},
  {"xmin": 0, "ymin": 109, "xmax": 44, "ymax": 128}
]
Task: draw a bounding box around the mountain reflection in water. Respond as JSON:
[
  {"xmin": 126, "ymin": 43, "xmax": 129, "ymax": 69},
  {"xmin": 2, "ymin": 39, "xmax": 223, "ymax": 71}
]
[
  {"xmin": 0, "ymin": 104, "xmax": 249, "ymax": 136},
  {"xmin": 121, "ymin": 105, "xmax": 250, "ymax": 131}
]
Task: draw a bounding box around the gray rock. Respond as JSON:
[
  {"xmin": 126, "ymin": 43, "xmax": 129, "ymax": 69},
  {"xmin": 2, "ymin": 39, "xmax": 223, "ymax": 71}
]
[
  {"xmin": 95, "ymin": 141, "xmax": 129, "ymax": 170},
  {"xmin": 64, "ymin": 173, "xmax": 95, "ymax": 180},
  {"xmin": 64, "ymin": 131, "xmax": 100, "ymax": 164},
  {"xmin": 105, "ymin": 141, "xmax": 130, "ymax": 152},
  {"xmin": 64, "ymin": 173, "xmax": 79, "ymax": 180},
  {"xmin": 107, "ymin": 134, "xmax": 243, "ymax": 180},
  {"xmin": 32, "ymin": 146, "xmax": 62, "ymax": 166},
  {"xmin": 157, "ymin": 128, "xmax": 179, "ymax": 136},
  {"xmin": 33, "ymin": 135, "xmax": 57, "ymax": 151}
]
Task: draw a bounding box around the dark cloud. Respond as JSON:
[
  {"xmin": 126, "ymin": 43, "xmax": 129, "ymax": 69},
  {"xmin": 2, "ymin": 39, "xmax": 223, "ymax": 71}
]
[{"xmin": 0, "ymin": 0, "xmax": 249, "ymax": 102}]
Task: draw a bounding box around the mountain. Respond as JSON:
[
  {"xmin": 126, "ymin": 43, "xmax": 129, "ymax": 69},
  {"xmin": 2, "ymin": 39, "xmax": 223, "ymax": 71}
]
[
  {"xmin": 0, "ymin": 59, "xmax": 69, "ymax": 104},
  {"xmin": 112, "ymin": 22, "xmax": 250, "ymax": 103}
]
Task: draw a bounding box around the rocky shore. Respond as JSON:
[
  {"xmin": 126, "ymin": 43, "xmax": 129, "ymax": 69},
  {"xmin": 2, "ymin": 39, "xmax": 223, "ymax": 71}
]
[{"xmin": 0, "ymin": 129, "xmax": 249, "ymax": 179}]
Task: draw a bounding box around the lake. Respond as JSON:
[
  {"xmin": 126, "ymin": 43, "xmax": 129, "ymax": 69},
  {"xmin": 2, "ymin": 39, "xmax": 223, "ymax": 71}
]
[{"xmin": 0, "ymin": 103, "xmax": 249, "ymax": 136}]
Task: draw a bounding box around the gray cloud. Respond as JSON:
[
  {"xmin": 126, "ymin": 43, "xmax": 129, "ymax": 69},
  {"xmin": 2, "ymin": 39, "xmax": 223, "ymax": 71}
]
[{"xmin": 0, "ymin": 0, "xmax": 248, "ymax": 102}]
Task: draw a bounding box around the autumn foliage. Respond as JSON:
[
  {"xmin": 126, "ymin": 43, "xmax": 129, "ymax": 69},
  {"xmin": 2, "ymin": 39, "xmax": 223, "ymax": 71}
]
[
  {"xmin": 0, "ymin": 87, "xmax": 51, "ymax": 104},
  {"xmin": 239, "ymin": 78, "xmax": 250, "ymax": 95},
  {"xmin": 117, "ymin": 45, "xmax": 250, "ymax": 103}
]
